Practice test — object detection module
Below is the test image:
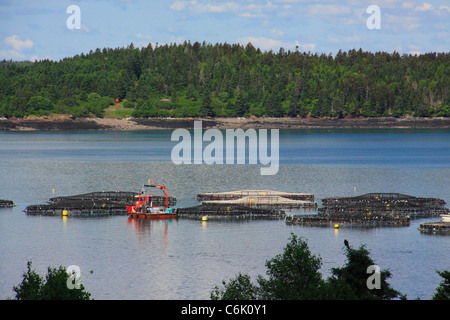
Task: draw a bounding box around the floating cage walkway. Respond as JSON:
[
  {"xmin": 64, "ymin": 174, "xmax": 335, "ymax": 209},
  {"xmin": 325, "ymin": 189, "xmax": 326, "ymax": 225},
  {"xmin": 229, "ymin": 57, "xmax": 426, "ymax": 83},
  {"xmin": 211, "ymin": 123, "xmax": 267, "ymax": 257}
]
[
  {"xmin": 285, "ymin": 214, "xmax": 412, "ymax": 227},
  {"xmin": 0, "ymin": 199, "xmax": 15, "ymax": 208},
  {"xmin": 418, "ymin": 214, "xmax": 450, "ymax": 234},
  {"xmin": 197, "ymin": 190, "xmax": 316, "ymax": 209},
  {"xmin": 177, "ymin": 203, "xmax": 285, "ymax": 220},
  {"xmin": 418, "ymin": 222, "xmax": 450, "ymax": 234},
  {"xmin": 48, "ymin": 191, "xmax": 137, "ymax": 203}
]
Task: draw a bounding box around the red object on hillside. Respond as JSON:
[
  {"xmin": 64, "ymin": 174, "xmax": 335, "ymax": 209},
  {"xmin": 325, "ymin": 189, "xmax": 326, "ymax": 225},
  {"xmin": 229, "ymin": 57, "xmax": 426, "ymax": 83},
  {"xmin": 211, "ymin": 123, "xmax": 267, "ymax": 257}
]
[{"xmin": 115, "ymin": 98, "xmax": 119, "ymax": 103}]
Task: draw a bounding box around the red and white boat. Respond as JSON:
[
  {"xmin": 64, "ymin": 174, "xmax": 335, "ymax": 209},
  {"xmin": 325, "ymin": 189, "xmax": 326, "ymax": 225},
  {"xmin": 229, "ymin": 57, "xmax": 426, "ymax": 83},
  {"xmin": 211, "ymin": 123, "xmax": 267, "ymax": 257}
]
[{"xmin": 127, "ymin": 184, "xmax": 177, "ymax": 219}]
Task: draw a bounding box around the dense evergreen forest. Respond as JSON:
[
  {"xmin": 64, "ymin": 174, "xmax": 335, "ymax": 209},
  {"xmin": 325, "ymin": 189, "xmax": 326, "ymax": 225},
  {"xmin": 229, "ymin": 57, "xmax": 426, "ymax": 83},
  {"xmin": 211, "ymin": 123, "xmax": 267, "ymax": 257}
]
[{"xmin": 0, "ymin": 41, "xmax": 449, "ymax": 118}]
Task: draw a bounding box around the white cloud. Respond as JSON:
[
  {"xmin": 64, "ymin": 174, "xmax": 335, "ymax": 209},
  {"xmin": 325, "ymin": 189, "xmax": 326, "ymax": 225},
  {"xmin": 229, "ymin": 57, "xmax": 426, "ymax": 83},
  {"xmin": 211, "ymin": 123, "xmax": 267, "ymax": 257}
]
[
  {"xmin": 415, "ymin": 2, "xmax": 432, "ymax": 11},
  {"xmin": 239, "ymin": 12, "xmax": 262, "ymax": 18},
  {"xmin": 238, "ymin": 36, "xmax": 283, "ymax": 51},
  {"xmin": 29, "ymin": 55, "xmax": 51, "ymax": 62},
  {"xmin": 0, "ymin": 49, "xmax": 26, "ymax": 60},
  {"xmin": 402, "ymin": 2, "xmax": 415, "ymax": 9},
  {"xmin": 384, "ymin": 14, "xmax": 421, "ymax": 30},
  {"xmin": 169, "ymin": 0, "xmax": 275, "ymax": 16},
  {"xmin": 270, "ymin": 29, "xmax": 285, "ymax": 37},
  {"xmin": 170, "ymin": 1, "xmax": 240, "ymax": 13},
  {"xmin": 170, "ymin": 36, "xmax": 186, "ymax": 44},
  {"xmin": 408, "ymin": 44, "xmax": 421, "ymax": 50},
  {"xmin": 81, "ymin": 24, "xmax": 90, "ymax": 33},
  {"xmin": 135, "ymin": 33, "xmax": 152, "ymax": 40},
  {"xmin": 4, "ymin": 35, "xmax": 33, "ymax": 51},
  {"xmin": 134, "ymin": 33, "xmax": 153, "ymax": 48},
  {"xmin": 413, "ymin": 2, "xmax": 450, "ymax": 15},
  {"xmin": 328, "ymin": 35, "xmax": 360, "ymax": 43},
  {"xmin": 307, "ymin": 4, "xmax": 351, "ymax": 16},
  {"xmin": 1, "ymin": 35, "xmax": 34, "ymax": 60},
  {"xmin": 272, "ymin": 0, "xmax": 309, "ymax": 3},
  {"xmin": 438, "ymin": 5, "xmax": 450, "ymax": 12},
  {"xmin": 293, "ymin": 41, "xmax": 316, "ymax": 52},
  {"xmin": 207, "ymin": 3, "xmax": 239, "ymax": 13},
  {"xmin": 170, "ymin": 1, "xmax": 188, "ymax": 11}
]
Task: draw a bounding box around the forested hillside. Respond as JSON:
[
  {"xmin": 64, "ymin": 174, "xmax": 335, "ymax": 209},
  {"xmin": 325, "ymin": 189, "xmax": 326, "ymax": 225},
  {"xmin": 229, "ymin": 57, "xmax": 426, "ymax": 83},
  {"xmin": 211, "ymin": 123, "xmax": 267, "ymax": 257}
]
[{"xmin": 0, "ymin": 42, "xmax": 448, "ymax": 118}]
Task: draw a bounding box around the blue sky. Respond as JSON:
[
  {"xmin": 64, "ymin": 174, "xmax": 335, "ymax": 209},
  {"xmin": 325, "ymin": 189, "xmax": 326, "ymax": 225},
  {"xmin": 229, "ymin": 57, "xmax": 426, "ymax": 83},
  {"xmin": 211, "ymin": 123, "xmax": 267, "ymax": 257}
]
[{"xmin": 0, "ymin": 0, "xmax": 449, "ymax": 61}]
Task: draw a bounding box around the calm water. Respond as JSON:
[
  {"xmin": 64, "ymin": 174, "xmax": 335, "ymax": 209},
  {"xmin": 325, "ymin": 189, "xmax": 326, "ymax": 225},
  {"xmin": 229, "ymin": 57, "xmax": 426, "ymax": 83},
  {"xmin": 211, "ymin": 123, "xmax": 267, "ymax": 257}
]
[{"xmin": 0, "ymin": 129, "xmax": 449, "ymax": 300}]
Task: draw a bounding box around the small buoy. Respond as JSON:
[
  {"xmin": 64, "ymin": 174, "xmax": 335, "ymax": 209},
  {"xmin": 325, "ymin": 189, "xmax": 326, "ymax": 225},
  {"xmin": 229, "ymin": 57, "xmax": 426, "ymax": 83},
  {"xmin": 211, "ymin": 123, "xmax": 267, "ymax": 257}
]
[
  {"xmin": 62, "ymin": 210, "xmax": 68, "ymax": 216},
  {"xmin": 334, "ymin": 224, "xmax": 339, "ymax": 229},
  {"xmin": 202, "ymin": 216, "xmax": 207, "ymax": 221},
  {"xmin": 52, "ymin": 189, "xmax": 55, "ymax": 193}
]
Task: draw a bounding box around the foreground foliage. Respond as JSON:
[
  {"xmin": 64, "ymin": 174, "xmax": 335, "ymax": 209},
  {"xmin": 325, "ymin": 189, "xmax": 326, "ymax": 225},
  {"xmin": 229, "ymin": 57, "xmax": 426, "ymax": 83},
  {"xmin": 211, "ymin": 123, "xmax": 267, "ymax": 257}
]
[
  {"xmin": 211, "ymin": 233, "xmax": 448, "ymax": 300},
  {"xmin": 1, "ymin": 43, "xmax": 448, "ymax": 118},
  {"xmin": 12, "ymin": 261, "xmax": 91, "ymax": 300},
  {"xmin": 432, "ymin": 270, "xmax": 450, "ymax": 300}
]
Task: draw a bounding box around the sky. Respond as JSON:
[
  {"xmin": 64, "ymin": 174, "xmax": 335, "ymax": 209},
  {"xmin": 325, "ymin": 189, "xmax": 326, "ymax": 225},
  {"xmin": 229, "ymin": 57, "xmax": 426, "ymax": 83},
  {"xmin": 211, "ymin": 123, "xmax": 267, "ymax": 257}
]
[{"xmin": 0, "ymin": 0, "xmax": 449, "ymax": 62}]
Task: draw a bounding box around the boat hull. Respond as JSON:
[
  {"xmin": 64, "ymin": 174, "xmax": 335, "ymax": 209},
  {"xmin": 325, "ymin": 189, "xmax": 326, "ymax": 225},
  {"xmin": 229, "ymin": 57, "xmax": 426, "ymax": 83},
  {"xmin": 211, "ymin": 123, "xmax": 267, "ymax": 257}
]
[{"xmin": 129, "ymin": 213, "xmax": 177, "ymax": 220}]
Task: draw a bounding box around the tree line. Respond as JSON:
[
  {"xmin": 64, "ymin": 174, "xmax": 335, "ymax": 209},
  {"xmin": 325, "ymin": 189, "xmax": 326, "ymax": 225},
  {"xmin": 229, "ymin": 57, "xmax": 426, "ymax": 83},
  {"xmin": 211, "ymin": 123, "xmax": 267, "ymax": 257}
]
[
  {"xmin": 0, "ymin": 42, "xmax": 448, "ymax": 119},
  {"xmin": 211, "ymin": 234, "xmax": 449, "ymax": 300},
  {"xmin": 10, "ymin": 234, "xmax": 450, "ymax": 300}
]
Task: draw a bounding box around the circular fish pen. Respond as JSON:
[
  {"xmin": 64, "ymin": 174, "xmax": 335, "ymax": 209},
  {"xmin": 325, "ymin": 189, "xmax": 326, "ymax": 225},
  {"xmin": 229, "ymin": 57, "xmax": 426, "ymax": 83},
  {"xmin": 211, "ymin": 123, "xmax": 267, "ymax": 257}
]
[{"xmin": 24, "ymin": 191, "xmax": 177, "ymax": 217}]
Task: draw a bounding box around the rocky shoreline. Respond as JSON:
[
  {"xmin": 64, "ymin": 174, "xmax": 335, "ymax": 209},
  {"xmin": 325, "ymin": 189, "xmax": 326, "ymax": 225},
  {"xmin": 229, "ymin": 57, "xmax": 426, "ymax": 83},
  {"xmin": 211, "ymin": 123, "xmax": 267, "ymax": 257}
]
[{"xmin": 0, "ymin": 116, "xmax": 449, "ymax": 131}]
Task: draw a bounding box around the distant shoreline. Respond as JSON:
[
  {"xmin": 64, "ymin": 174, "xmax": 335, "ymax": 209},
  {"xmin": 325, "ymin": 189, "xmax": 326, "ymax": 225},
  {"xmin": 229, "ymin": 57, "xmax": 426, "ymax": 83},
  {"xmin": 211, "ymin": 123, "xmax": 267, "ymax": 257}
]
[{"xmin": 0, "ymin": 116, "xmax": 449, "ymax": 131}]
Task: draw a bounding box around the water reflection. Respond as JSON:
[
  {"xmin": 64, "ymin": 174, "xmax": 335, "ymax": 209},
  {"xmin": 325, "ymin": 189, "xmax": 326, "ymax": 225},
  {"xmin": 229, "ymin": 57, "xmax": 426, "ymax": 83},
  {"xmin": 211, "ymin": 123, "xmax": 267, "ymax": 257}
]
[{"xmin": 127, "ymin": 218, "xmax": 175, "ymax": 245}]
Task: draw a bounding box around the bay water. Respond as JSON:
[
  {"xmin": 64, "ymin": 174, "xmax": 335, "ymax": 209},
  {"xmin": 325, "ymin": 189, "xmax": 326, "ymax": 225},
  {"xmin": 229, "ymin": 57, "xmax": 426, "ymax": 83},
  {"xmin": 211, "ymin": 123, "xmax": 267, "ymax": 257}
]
[{"xmin": 0, "ymin": 128, "xmax": 449, "ymax": 300}]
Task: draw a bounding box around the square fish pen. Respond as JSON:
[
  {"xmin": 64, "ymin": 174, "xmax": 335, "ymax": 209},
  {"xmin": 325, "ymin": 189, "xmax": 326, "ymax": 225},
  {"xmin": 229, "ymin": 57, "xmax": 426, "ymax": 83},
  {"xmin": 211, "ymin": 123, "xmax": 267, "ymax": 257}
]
[
  {"xmin": 318, "ymin": 193, "xmax": 448, "ymax": 219},
  {"xmin": 0, "ymin": 199, "xmax": 15, "ymax": 208},
  {"xmin": 286, "ymin": 193, "xmax": 448, "ymax": 228}
]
